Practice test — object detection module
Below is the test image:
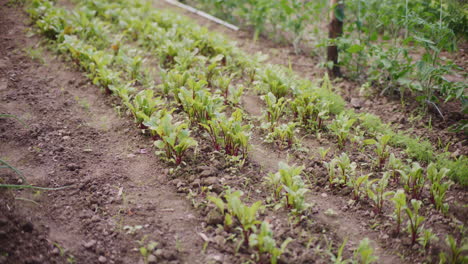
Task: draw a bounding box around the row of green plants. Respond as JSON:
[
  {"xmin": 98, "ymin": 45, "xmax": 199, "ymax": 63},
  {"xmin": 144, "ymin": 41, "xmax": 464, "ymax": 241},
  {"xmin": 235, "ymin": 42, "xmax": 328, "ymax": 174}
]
[
  {"xmin": 185, "ymin": 0, "xmax": 467, "ymax": 118},
  {"xmin": 75, "ymin": 0, "xmax": 466, "ymax": 186},
  {"xmin": 26, "ymin": 0, "xmax": 466, "ymax": 262},
  {"xmin": 208, "ymin": 188, "xmax": 382, "ymax": 264}
]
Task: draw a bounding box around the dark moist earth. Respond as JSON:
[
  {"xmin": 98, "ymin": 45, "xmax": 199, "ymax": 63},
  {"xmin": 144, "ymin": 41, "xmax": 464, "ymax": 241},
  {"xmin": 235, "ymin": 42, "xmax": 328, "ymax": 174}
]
[{"xmin": 0, "ymin": 1, "xmax": 467, "ymax": 264}]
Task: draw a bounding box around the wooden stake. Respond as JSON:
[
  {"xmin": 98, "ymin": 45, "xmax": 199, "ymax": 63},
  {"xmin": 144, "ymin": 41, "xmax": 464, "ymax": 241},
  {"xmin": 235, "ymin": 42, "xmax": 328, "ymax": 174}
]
[{"xmin": 327, "ymin": 0, "xmax": 344, "ymax": 78}]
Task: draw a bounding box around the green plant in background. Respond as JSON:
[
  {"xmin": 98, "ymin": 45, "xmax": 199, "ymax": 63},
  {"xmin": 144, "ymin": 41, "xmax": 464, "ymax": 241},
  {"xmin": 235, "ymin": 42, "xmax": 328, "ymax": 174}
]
[
  {"xmin": 405, "ymin": 199, "xmax": 425, "ymax": 245},
  {"xmin": 399, "ymin": 162, "xmax": 425, "ymax": 200},
  {"xmin": 249, "ymin": 221, "xmax": 292, "ymax": 264},
  {"xmin": 153, "ymin": 113, "xmax": 198, "ymax": 165},
  {"xmin": 426, "ymin": 163, "xmax": 452, "ymax": 214},
  {"xmin": 363, "ymin": 134, "xmax": 392, "ymax": 169},
  {"xmin": 353, "ymin": 238, "xmax": 378, "ymax": 264},
  {"xmin": 366, "ymin": 172, "xmax": 394, "ymax": 214},
  {"xmin": 329, "ymin": 113, "xmax": 356, "ymax": 149},
  {"xmin": 391, "ymin": 189, "xmax": 407, "ymax": 234}
]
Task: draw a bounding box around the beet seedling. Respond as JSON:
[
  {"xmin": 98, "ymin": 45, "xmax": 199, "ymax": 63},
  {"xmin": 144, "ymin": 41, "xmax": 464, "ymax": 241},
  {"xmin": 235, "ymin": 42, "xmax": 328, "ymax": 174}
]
[
  {"xmin": 391, "ymin": 189, "xmax": 407, "ymax": 234},
  {"xmin": 153, "ymin": 113, "xmax": 198, "ymax": 165},
  {"xmin": 249, "ymin": 221, "xmax": 292, "ymax": 264},
  {"xmin": 363, "ymin": 134, "xmax": 392, "ymax": 169},
  {"xmin": 386, "ymin": 153, "xmax": 404, "ymax": 183},
  {"xmin": 418, "ymin": 228, "xmax": 438, "ymax": 250},
  {"xmin": 329, "ymin": 113, "xmax": 356, "ymax": 149},
  {"xmin": 158, "ymin": 69, "xmax": 190, "ymax": 102},
  {"xmin": 399, "ymin": 162, "xmax": 425, "ymax": 200},
  {"xmin": 259, "ymin": 66, "xmax": 290, "ymax": 98},
  {"xmin": 271, "ymin": 162, "xmax": 309, "ymax": 213},
  {"xmin": 349, "ymin": 173, "xmax": 371, "ymax": 201},
  {"xmin": 208, "ymin": 189, "xmax": 264, "ymax": 246},
  {"xmin": 336, "ymin": 153, "xmax": 357, "ymax": 185},
  {"xmin": 262, "ymin": 92, "xmax": 288, "ymax": 132},
  {"xmin": 178, "ymin": 87, "xmax": 224, "ymax": 125},
  {"xmin": 427, "ymin": 163, "xmax": 452, "ymax": 214},
  {"xmin": 265, "ymin": 122, "xmax": 297, "ymax": 150},
  {"xmin": 353, "ymin": 238, "xmax": 379, "ymax": 264},
  {"xmin": 366, "ymin": 172, "xmax": 394, "ymax": 214},
  {"xmin": 440, "ymin": 235, "xmax": 468, "ymax": 264},
  {"xmin": 124, "ymin": 89, "xmax": 163, "ymax": 127},
  {"xmin": 405, "ymin": 199, "xmax": 425, "ymax": 245}
]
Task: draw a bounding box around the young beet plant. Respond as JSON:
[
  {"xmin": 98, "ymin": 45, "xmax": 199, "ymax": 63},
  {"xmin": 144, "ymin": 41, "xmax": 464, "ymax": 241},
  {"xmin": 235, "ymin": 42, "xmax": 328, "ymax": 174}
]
[
  {"xmin": 249, "ymin": 221, "xmax": 292, "ymax": 264},
  {"xmin": 262, "ymin": 92, "xmax": 288, "ymax": 132},
  {"xmin": 291, "ymin": 90, "xmax": 329, "ymax": 131},
  {"xmin": 152, "ymin": 113, "xmax": 198, "ymax": 165},
  {"xmin": 266, "ymin": 162, "xmax": 309, "ymax": 214},
  {"xmin": 391, "ymin": 189, "xmax": 406, "ymax": 235},
  {"xmin": 201, "ymin": 109, "xmax": 251, "ymax": 160},
  {"xmin": 208, "ymin": 189, "xmax": 263, "ymax": 247},
  {"xmin": 265, "ymin": 122, "xmax": 297, "ymax": 150},
  {"xmin": 399, "ymin": 162, "xmax": 425, "ymax": 200},
  {"xmin": 366, "ymin": 172, "xmax": 394, "ymax": 214},
  {"xmin": 329, "ymin": 113, "xmax": 356, "ymax": 149},
  {"xmin": 386, "ymin": 153, "xmax": 404, "ymax": 183},
  {"xmin": 405, "ymin": 199, "xmax": 425, "ymax": 245},
  {"xmin": 349, "ymin": 173, "xmax": 371, "ymax": 201},
  {"xmin": 427, "ymin": 163, "xmax": 452, "ymax": 214},
  {"xmin": 124, "ymin": 89, "xmax": 162, "ymax": 128},
  {"xmin": 178, "ymin": 86, "xmax": 224, "ymax": 125},
  {"xmin": 363, "ymin": 134, "xmax": 391, "ymax": 169}
]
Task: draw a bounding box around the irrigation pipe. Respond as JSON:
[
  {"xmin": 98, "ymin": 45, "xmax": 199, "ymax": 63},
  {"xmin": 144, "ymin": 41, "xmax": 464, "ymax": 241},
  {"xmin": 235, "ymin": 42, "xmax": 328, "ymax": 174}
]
[{"xmin": 164, "ymin": 0, "xmax": 239, "ymax": 31}]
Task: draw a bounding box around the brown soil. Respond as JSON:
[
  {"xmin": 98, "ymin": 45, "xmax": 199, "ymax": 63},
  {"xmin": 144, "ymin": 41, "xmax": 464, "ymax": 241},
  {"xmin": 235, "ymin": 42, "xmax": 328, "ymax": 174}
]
[{"xmin": 1, "ymin": 1, "xmax": 466, "ymax": 264}]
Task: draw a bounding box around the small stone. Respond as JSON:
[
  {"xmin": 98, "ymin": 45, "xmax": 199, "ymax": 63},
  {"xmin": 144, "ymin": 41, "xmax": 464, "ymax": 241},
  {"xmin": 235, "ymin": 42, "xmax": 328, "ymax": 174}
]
[
  {"xmin": 51, "ymin": 247, "xmax": 60, "ymax": 255},
  {"xmin": 147, "ymin": 254, "xmax": 157, "ymax": 263},
  {"xmin": 83, "ymin": 240, "xmax": 97, "ymax": 249},
  {"xmin": 206, "ymin": 210, "xmax": 223, "ymax": 225},
  {"xmin": 22, "ymin": 221, "xmax": 34, "ymax": 233},
  {"xmin": 191, "ymin": 179, "xmax": 201, "ymax": 188},
  {"xmin": 203, "ymin": 177, "xmax": 218, "ymax": 186},
  {"xmin": 321, "ymin": 193, "xmax": 327, "ymax": 198},
  {"xmin": 324, "ymin": 208, "xmax": 338, "ymax": 217},
  {"xmin": 66, "ymin": 163, "xmax": 81, "ymax": 171},
  {"xmin": 350, "ymin": 98, "xmax": 362, "ymax": 109},
  {"xmin": 83, "ymin": 148, "xmax": 93, "ymax": 152},
  {"xmin": 62, "ymin": 136, "xmax": 71, "ymax": 140},
  {"xmin": 98, "ymin": 256, "xmax": 107, "ymax": 263},
  {"xmin": 154, "ymin": 249, "xmax": 163, "ymax": 257}
]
